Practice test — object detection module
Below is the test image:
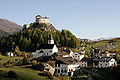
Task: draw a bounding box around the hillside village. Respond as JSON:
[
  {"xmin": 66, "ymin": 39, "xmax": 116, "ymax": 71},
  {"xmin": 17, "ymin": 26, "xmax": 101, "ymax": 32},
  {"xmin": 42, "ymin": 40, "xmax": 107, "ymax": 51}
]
[
  {"xmin": 30, "ymin": 33, "xmax": 117, "ymax": 76},
  {"xmin": 0, "ymin": 15, "xmax": 120, "ymax": 80}
]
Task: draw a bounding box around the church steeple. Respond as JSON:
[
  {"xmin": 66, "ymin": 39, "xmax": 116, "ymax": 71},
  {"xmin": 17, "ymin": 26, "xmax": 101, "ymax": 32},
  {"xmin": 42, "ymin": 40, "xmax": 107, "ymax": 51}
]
[{"xmin": 48, "ymin": 34, "xmax": 54, "ymax": 44}]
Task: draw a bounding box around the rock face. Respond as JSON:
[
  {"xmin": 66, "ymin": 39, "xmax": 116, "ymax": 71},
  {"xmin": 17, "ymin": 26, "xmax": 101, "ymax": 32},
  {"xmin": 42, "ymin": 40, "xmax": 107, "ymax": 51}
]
[{"xmin": 0, "ymin": 19, "xmax": 22, "ymax": 33}]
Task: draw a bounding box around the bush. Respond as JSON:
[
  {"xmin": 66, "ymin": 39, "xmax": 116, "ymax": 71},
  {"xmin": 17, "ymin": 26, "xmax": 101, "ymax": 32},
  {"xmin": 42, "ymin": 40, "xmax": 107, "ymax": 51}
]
[
  {"xmin": 0, "ymin": 63, "xmax": 4, "ymax": 68},
  {"xmin": 7, "ymin": 70, "xmax": 17, "ymax": 78},
  {"xmin": 32, "ymin": 60, "xmax": 37, "ymax": 66},
  {"xmin": 39, "ymin": 71, "xmax": 53, "ymax": 79},
  {"xmin": 32, "ymin": 64, "xmax": 44, "ymax": 71},
  {"xmin": 5, "ymin": 64, "xmax": 12, "ymax": 68},
  {"xmin": 54, "ymin": 73, "xmax": 60, "ymax": 78}
]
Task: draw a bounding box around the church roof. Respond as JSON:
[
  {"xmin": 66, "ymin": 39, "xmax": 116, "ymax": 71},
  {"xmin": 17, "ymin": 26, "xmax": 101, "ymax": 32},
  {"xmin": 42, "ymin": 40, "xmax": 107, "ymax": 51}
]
[{"xmin": 37, "ymin": 44, "xmax": 55, "ymax": 49}]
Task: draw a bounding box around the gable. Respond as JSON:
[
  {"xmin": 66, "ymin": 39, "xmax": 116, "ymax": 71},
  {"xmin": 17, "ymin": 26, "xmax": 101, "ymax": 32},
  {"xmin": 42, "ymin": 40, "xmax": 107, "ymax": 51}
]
[{"xmin": 39, "ymin": 50, "xmax": 44, "ymax": 53}]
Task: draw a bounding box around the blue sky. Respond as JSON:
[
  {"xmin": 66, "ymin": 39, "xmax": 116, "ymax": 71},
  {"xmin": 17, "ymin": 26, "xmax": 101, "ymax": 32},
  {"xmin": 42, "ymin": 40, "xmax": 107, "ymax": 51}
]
[{"xmin": 0, "ymin": 0, "xmax": 120, "ymax": 40}]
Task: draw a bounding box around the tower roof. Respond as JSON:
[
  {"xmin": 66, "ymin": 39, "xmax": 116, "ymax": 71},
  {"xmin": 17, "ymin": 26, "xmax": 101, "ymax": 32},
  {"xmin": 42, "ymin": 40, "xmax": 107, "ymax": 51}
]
[
  {"xmin": 48, "ymin": 34, "xmax": 53, "ymax": 40},
  {"xmin": 36, "ymin": 15, "xmax": 42, "ymax": 18}
]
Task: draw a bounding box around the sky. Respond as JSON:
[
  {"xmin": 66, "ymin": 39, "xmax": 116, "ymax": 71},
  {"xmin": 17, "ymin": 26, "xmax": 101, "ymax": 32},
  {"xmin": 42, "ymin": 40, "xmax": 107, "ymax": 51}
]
[{"xmin": 0, "ymin": 0, "xmax": 120, "ymax": 40}]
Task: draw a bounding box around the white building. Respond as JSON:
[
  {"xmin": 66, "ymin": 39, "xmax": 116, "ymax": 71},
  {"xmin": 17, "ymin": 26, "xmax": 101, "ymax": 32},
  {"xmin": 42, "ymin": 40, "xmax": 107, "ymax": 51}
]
[
  {"xmin": 55, "ymin": 57, "xmax": 79, "ymax": 76},
  {"xmin": 79, "ymin": 58, "xmax": 92, "ymax": 68},
  {"xmin": 5, "ymin": 52, "xmax": 14, "ymax": 57},
  {"xmin": 93, "ymin": 57, "xmax": 117, "ymax": 68},
  {"xmin": 36, "ymin": 15, "xmax": 50, "ymax": 24},
  {"xmin": 72, "ymin": 53, "xmax": 84, "ymax": 61},
  {"xmin": 36, "ymin": 34, "xmax": 58, "ymax": 58},
  {"xmin": 80, "ymin": 57, "xmax": 117, "ymax": 68}
]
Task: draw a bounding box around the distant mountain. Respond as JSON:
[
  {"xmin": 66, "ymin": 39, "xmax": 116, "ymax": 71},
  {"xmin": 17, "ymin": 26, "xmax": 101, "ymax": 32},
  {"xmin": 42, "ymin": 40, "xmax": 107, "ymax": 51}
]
[{"xmin": 0, "ymin": 19, "xmax": 22, "ymax": 33}]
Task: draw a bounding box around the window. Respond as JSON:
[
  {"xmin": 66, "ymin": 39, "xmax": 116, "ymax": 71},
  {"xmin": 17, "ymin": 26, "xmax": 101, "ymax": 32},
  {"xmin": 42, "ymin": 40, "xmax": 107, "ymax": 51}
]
[
  {"xmin": 55, "ymin": 69, "xmax": 57, "ymax": 73},
  {"xmin": 65, "ymin": 70, "xmax": 67, "ymax": 73},
  {"xmin": 55, "ymin": 64, "xmax": 57, "ymax": 67},
  {"xmin": 61, "ymin": 70, "xmax": 63, "ymax": 73},
  {"xmin": 58, "ymin": 64, "xmax": 60, "ymax": 67},
  {"xmin": 58, "ymin": 69, "xmax": 60, "ymax": 73}
]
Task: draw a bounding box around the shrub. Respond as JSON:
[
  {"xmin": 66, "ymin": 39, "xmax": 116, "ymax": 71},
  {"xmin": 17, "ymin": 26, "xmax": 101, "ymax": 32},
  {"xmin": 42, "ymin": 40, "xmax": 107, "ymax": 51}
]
[
  {"xmin": 32, "ymin": 64, "xmax": 44, "ymax": 71},
  {"xmin": 5, "ymin": 64, "xmax": 12, "ymax": 67},
  {"xmin": 39, "ymin": 71, "xmax": 53, "ymax": 79},
  {"xmin": 0, "ymin": 63, "xmax": 4, "ymax": 68},
  {"xmin": 54, "ymin": 73, "xmax": 60, "ymax": 78},
  {"xmin": 32, "ymin": 60, "xmax": 37, "ymax": 66},
  {"xmin": 7, "ymin": 70, "xmax": 17, "ymax": 78}
]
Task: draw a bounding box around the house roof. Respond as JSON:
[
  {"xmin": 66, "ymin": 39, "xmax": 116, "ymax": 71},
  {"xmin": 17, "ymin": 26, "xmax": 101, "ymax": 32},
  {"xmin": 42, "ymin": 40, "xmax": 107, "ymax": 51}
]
[
  {"xmin": 80, "ymin": 58, "xmax": 93, "ymax": 62},
  {"xmin": 93, "ymin": 57, "xmax": 112, "ymax": 62},
  {"xmin": 55, "ymin": 52, "xmax": 68, "ymax": 56},
  {"xmin": 37, "ymin": 44, "xmax": 55, "ymax": 49},
  {"xmin": 55, "ymin": 57, "xmax": 78, "ymax": 65},
  {"xmin": 81, "ymin": 57, "xmax": 112, "ymax": 62}
]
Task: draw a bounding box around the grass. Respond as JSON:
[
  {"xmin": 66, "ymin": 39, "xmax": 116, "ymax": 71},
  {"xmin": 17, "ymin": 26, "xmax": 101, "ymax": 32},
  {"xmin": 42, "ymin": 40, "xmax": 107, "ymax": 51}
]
[
  {"xmin": 0, "ymin": 55, "xmax": 23, "ymax": 64},
  {"xmin": 0, "ymin": 55, "xmax": 70, "ymax": 80},
  {"xmin": 0, "ymin": 65, "xmax": 60, "ymax": 80},
  {"xmin": 86, "ymin": 38, "xmax": 120, "ymax": 50},
  {"xmin": 0, "ymin": 55, "xmax": 61, "ymax": 80}
]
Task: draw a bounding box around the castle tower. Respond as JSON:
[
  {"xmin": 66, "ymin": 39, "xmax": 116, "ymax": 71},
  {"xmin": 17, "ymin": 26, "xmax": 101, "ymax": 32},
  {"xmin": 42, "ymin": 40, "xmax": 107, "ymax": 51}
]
[
  {"xmin": 48, "ymin": 34, "xmax": 54, "ymax": 44},
  {"xmin": 36, "ymin": 15, "xmax": 41, "ymax": 23}
]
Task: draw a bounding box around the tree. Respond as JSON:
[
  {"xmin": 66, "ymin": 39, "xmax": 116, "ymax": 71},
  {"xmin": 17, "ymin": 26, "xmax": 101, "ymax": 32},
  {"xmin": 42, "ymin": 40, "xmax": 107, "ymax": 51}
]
[
  {"xmin": 115, "ymin": 52, "xmax": 120, "ymax": 62},
  {"xmin": 14, "ymin": 46, "xmax": 21, "ymax": 56}
]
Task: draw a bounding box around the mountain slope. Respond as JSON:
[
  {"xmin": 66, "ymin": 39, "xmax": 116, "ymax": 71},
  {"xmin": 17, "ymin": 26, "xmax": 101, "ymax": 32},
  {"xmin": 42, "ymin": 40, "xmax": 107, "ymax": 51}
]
[{"xmin": 0, "ymin": 19, "xmax": 22, "ymax": 33}]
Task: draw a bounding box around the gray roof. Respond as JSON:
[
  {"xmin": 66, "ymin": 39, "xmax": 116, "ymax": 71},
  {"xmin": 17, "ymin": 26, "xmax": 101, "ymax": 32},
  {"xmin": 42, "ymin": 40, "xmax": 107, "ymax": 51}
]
[
  {"xmin": 81, "ymin": 57, "xmax": 112, "ymax": 62},
  {"xmin": 80, "ymin": 58, "xmax": 93, "ymax": 62},
  {"xmin": 93, "ymin": 57, "xmax": 112, "ymax": 62}
]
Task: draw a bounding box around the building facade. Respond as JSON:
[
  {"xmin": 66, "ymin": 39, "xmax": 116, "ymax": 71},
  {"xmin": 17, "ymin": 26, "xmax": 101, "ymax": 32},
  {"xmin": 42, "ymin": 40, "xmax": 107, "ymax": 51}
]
[
  {"xmin": 55, "ymin": 57, "xmax": 79, "ymax": 76},
  {"xmin": 36, "ymin": 15, "xmax": 50, "ymax": 24},
  {"xmin": 80, "ymin": 57, "xmax": 117, "ymax": 68}
]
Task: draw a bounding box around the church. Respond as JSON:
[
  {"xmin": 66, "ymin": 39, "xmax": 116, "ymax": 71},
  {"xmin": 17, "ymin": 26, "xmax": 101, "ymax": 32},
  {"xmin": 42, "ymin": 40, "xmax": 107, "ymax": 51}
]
[{"xmin": 36, "ymin": 34, "xmax": 58, "ymax": 58}]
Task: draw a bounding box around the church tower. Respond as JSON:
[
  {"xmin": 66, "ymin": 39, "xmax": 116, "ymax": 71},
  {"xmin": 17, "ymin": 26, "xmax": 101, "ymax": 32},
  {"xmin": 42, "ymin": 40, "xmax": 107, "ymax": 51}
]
[{"xmin": 48, "ymin": 34, "xmax": 54, "ymax": 44}]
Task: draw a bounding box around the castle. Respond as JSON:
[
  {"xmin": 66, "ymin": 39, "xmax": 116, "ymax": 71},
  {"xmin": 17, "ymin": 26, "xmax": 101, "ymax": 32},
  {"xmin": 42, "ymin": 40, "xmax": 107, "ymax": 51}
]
[
  {"xmin": 23, "ymin": 15, "xmax": 51, "ymax": 29},
  {"xmin": 36, "ymin": 15, "xmax": 50, "ymax": 24}
]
